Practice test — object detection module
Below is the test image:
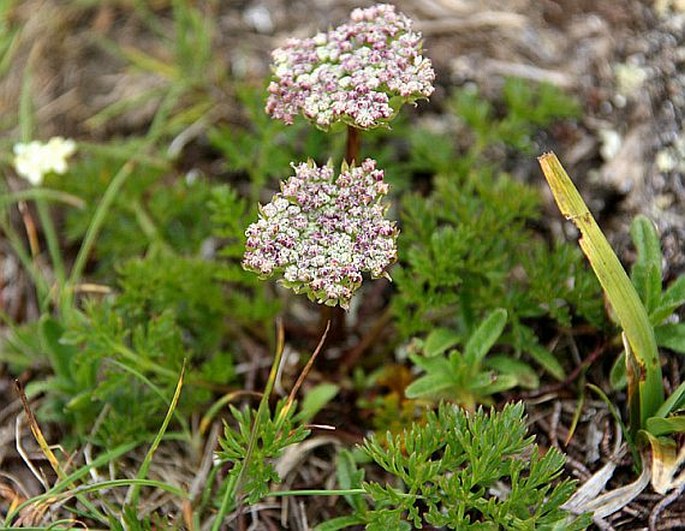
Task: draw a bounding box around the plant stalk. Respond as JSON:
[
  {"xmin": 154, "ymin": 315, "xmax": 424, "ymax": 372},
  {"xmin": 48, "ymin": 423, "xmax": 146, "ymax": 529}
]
[
  {"xmin": 321, "ymin": 126, "xmax": 362, "ymax": 343},
  {"xmin": 345, "ymin": 125, "xmax": 360, "ymax": 164}
]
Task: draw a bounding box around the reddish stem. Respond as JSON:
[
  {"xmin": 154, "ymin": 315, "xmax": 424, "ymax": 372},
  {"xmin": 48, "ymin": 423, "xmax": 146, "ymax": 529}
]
[
  {"xmin": 345, "ymin": 125, "xmax": 361, "ymax": 164},
  {"xmin": 321, "ymin": 126, "xmax": 362, "ymax": 344}
]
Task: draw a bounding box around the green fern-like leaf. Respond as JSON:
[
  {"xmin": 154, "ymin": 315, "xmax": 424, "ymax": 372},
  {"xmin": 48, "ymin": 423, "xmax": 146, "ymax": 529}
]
[{"xmin": 360, "ymin": 403, "xmax": 588, "ymax": 530}]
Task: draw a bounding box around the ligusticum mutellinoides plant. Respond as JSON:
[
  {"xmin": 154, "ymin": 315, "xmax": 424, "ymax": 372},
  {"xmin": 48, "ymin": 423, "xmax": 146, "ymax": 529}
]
[
  {"xmin": 242, "ymin": 3, "xmax": 434, "ymax": 309},
  {"xmin": 212, "ymin": 4, "xmax": 589, "ymax": 529}
]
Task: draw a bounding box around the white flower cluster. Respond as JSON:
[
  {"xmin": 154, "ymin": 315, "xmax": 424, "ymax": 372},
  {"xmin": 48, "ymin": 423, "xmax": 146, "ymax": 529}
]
[
  {"xmin": 243, "ymin": 159, "xmax": 397, "ymax": 309},
  {"xmin": 266, "ymin": 3, "xmax": 435, "ymax": 129},
  {"xmin": 13, "ymin": 137, "xmax": 77, "ymax": 186}
]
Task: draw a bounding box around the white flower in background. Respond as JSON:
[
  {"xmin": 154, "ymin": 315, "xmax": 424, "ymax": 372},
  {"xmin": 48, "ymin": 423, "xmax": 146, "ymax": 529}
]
[{"xmin": 13, "ymin": 137, "xmax": 77, "ymax": 186}]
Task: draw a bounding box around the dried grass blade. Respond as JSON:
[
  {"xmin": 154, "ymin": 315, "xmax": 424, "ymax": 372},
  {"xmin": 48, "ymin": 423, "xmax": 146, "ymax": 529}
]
[{"xmin": 15, "ymin": 380, "xmax": 65, "ymax": 481}]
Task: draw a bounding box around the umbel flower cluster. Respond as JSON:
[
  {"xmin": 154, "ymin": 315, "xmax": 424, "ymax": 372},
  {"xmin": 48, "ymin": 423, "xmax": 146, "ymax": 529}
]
[
  {"xmin": 13, "ymin": 137, "xmax": 77, "ymax": 186},
  {"xmin": 243, "ymin": 159, "xmax": 397, "ymax": 309},
  {"xmin": 266, "ymin": 3, "xmax": 435, "ymax": 129}
]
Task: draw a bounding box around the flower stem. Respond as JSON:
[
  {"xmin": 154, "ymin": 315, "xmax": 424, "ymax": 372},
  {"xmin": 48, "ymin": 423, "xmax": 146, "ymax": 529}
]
[
  {"xmin": 345, "ymin": 125, "xmax": 360, "ymax": 164},
  {"xmin": 270, "ymin": 488, "xmax": 366, "ymax": 497},
  {"xmin": 322, "ymin": 126, "xmax": 362, "ymax": 342}
]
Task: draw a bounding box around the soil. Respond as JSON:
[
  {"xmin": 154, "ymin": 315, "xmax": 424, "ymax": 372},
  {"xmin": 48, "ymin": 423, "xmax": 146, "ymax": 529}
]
[{"xmin": 1, "ymin": 1, "xmax": 684, "ymax": 529}]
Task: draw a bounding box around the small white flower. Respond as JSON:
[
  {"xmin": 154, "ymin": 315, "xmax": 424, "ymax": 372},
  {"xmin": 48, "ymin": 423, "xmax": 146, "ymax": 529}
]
[{"xmin": 13, "ymin": 137, "xmax": 77, "ymax": 186}]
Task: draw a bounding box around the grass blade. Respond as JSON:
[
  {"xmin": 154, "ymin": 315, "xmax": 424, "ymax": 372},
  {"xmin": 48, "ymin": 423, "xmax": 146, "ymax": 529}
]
[
  {"xmin": 126, "ymin": 360, "xmax": 186, "ymax": 508},
  {"xmin": 539, "ymin": 152, "xmax": 663, "ymax": 433},
  {"xmin": 7, "ymin": 479, "xmax": 189, "ymax": 526},
  {"xmin": 211, "ymin": 320, "xmax": 286, "ymax": 531},
  {"xmin": 0, "ymin": 188, "xmax": 85, "ymax": 208}
]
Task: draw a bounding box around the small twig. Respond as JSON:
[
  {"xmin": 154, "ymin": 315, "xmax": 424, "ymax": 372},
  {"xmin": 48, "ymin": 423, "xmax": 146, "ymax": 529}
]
[
  {"xmin": 592, "ymin": 517, "xmax": 616, "ymax": 531},
  {"xmin": 0, "ymin": 395, "xmax": 23, "ymax": 426},
  {"xmin": 280, "ymin": 321, "xmax": 330, "ymax": 422},
  {"xmin": 550, "ymin": 400, "xmax": 562, "ymax": 449},
  {"xmin": 72, "ymin": 283, "xmax": 112, "ymax": 295},
  {"xmin": 649, "ymin": 483, "xmax": 685, "ymax": 530},
  {"xmin": 220, "ymin": 502, "xmax": 282, "ymax": 530},
  {"xmin": 655, "ymin": 519, "xmax": 685, "ymax": 530},
  {"xmin": 482, "ymin": 59, "xmax": 574, "ymax": 88},
  {"xmin": 416, "ymin": 12, "xmax": 527, "ymax": 35},
  {"xmin": 306, "ymin": 424, "xmax": 336, "ymax": 431},
  {"xmin": 0, "ymin": 470, "xmax": 32, "ymax": 501},
  {"xmin": 83, "ymin": 404, "xmax": 111, "ymax": 484}
]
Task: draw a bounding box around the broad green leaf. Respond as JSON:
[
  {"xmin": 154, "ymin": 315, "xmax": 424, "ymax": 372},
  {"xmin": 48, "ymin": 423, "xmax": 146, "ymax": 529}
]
[
  {"xmin": 408, "ymin": 353, "xmax": 451, "ymax": 374},
  {"xmin": 448, "ymin": 349, "xmax": 466, "ymax": 372},
  {"xmin": 651, "ymin": 276, "xmax": 685, "ymax": 324},
  {"xmin": 645, "ymin": 416, "xmax": 685, "ymax": 436},
  {"xmin": 405, "ymin": 374, "xmax": 455, "ymax": 399},
  {"xmin": 300, "ymin": 383, "xmax": 340, "ymax": 422},
  {"xmin": 469, "ymin": 371, "xmax": 498, "ymax": 391},
  {"xmin": 486, "ymin": 355, "xmax": 539, "ymax": 389},
  {"xmin": 654, "ymin": 323, "xmax": 685, "ymax": 354},
  {"xmin": 632, "ymin": 264, "xmax": 661, "ymax": 316},
  {"xmin": 630, "ymin": 215, "xmax": 662, "ymax": 314},
  {"xmin": 526, "ymin": 341, "xmax": 565, "ymax": 381},
  {"xmin": 335, "ymin": 449, "xmax": 366, "ymax": 513},
  {"xmin": 423, "ymin": 328, "xmax": 461, "ymax": 357},
  {"xmin": 476, "ymin": 374, "xmax": 519, "ymax": 395},
  {"xmin": 464, "ymin": 308, "xmax": 507, "ymax": 367}
]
